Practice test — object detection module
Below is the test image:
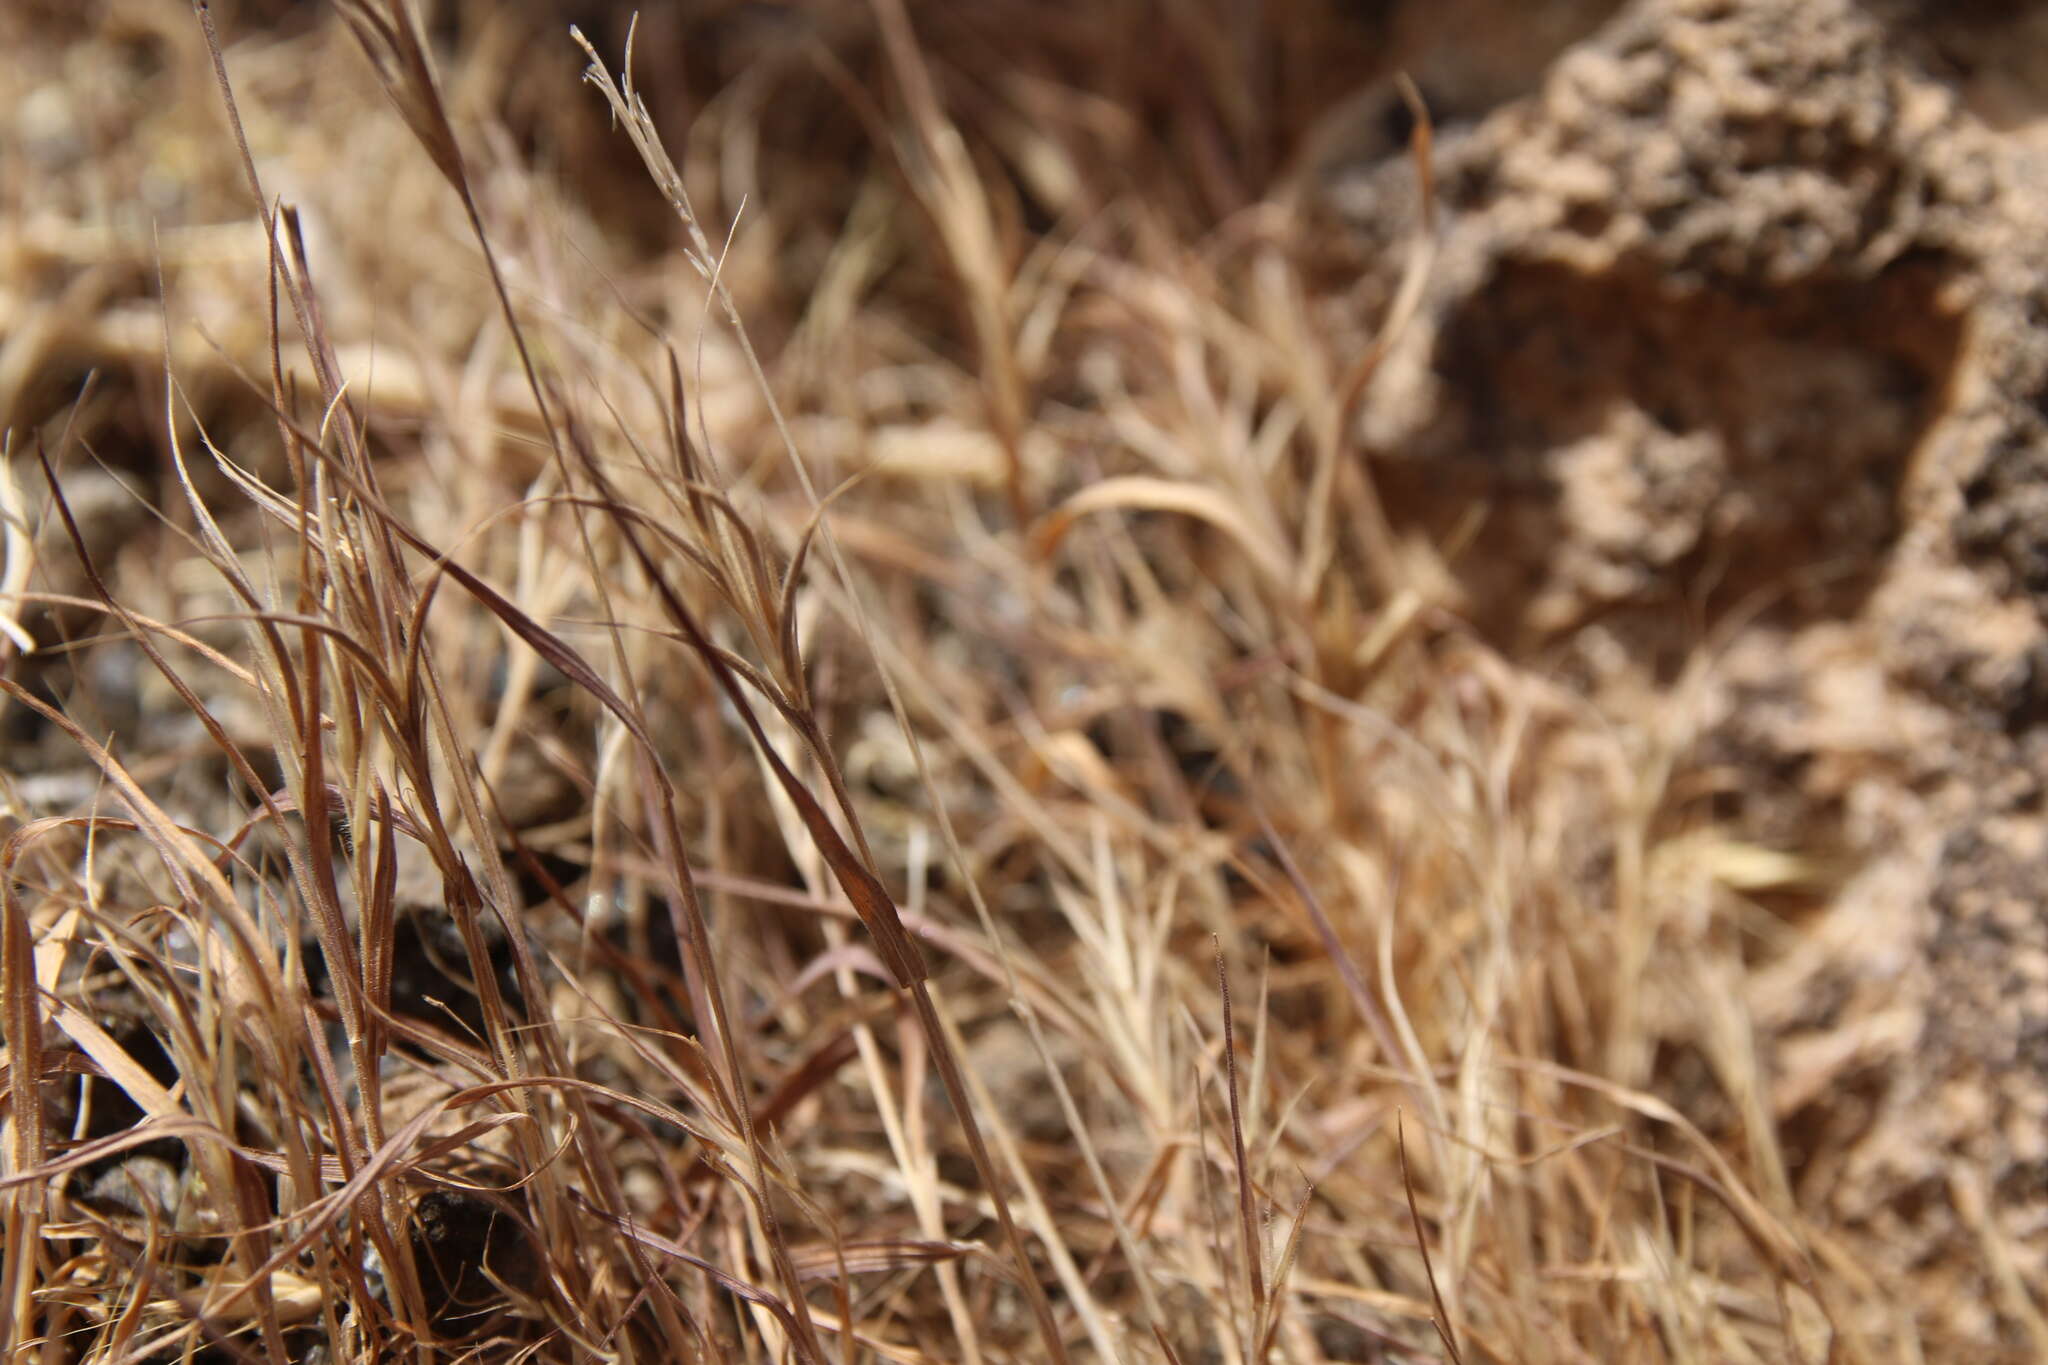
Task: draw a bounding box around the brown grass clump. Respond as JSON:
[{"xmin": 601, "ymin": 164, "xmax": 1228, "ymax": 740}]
[{"xmin": 0, "ymin": 1, "xmax": 1938, "ymax": 1361}]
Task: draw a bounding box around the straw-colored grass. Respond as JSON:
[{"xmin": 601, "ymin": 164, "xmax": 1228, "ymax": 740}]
[{"xmin": 0, "ymin": 1, "xmax": 1942, "ymax": 1361}]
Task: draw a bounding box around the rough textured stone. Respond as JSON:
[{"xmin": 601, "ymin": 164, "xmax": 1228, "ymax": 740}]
[{"xmin": 1318, "ymin": 0, "xmax": 2048, "ymax": 1350}]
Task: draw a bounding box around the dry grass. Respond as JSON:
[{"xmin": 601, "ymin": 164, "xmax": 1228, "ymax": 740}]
[{"xmin": 0, "ymin": 1, "xmax": 1935, "ymax": 1361}]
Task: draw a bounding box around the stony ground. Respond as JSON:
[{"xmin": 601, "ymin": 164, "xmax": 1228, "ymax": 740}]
[{"xmin": 1322, "ymin": 0, "xmax": 2048, "ymax": 1348}]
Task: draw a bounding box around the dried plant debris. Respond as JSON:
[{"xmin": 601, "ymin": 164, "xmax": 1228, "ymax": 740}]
[{"xmin": 2, "ymin": 0, "xmax": 2045, "ymax": 1361}]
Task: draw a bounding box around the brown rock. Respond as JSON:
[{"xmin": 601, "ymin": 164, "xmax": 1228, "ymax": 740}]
[{"xmin": 1320, "ymin": 0, "xmax": 2048, "ymax": 1349}]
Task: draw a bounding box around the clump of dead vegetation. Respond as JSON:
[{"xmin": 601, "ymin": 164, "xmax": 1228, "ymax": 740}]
[{"xmin": 0, "ymin": 1, "xmax": 1929, "ymax": 1361}]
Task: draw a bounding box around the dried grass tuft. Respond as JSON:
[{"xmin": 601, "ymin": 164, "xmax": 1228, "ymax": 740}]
[{"xmin": 0, "ymin": 1, "xmax": 1922, "ymax": 1361}]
